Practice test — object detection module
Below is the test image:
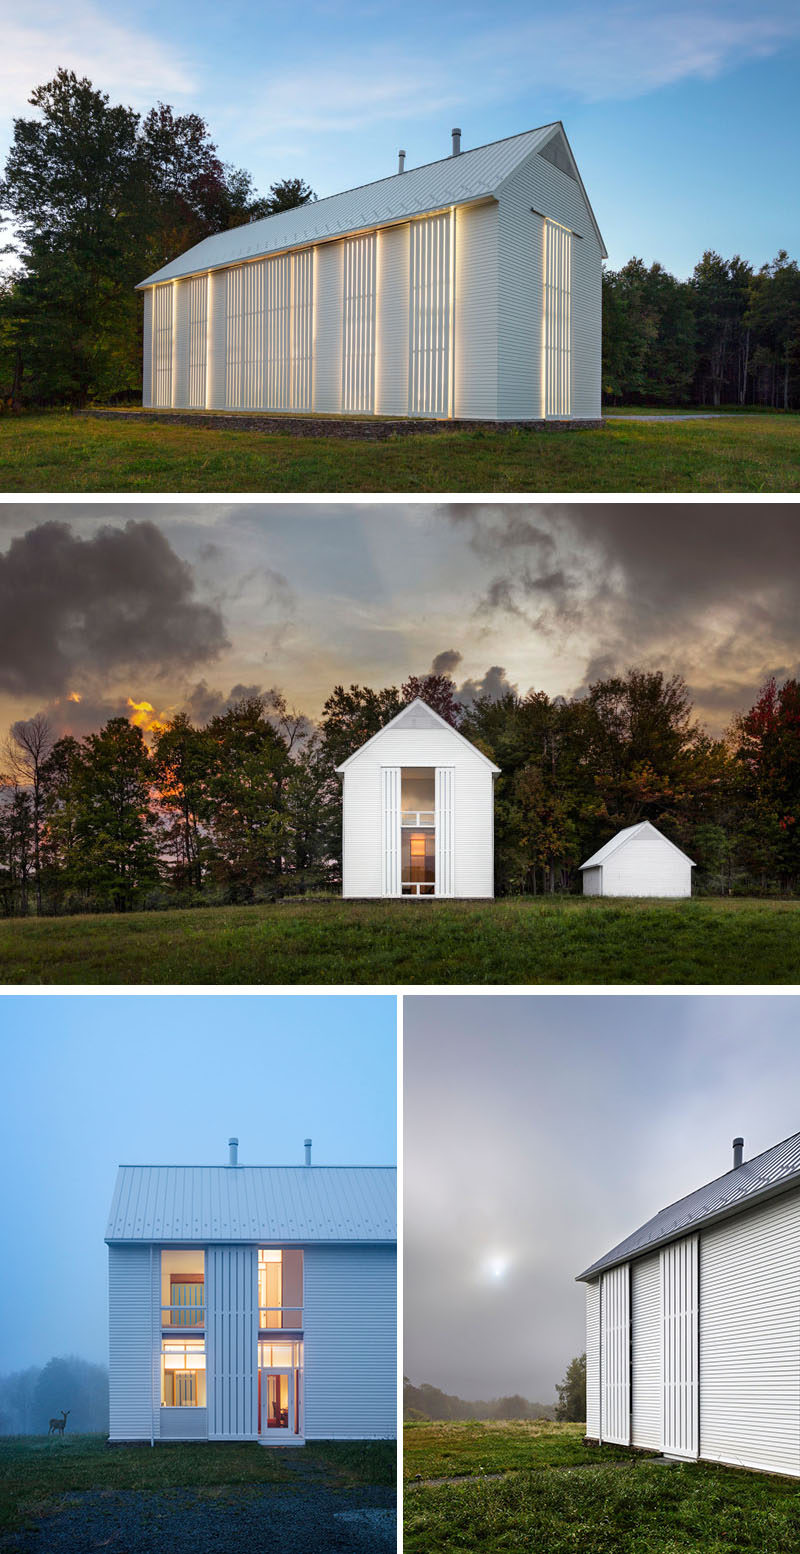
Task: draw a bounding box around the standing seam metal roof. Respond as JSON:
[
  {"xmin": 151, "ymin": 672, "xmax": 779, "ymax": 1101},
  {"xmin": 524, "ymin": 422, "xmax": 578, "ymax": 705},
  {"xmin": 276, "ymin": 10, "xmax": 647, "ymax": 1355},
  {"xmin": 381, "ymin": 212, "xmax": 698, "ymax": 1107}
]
[
  {"xmin": 137, "ymin": 123, "xmax": 590, "ymax": 288},
  {"xmin": 106, "ymin": 1166, "xmax": 396, "ymax": 1243},
  {"xmin": 577, "ymin": 1129, "xmax": 800, "ymax": 1281}
]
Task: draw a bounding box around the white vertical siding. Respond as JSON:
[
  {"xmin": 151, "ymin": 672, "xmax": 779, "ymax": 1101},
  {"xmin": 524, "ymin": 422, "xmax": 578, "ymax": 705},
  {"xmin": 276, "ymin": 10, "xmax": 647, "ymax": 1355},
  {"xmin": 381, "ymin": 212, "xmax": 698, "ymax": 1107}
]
[
  {"xmin": 600, "ymin": 1264, "xmax": 630, "ymax": 1445},
  {"xmin": 152, "ymin": 285, "xmax": 173, "ymax": 408},
  {"xmin": 187, "ymin": 276, "xmax": 208, "ymax": 408},
  {"xmin": 409, "ymin": 212, "xmax": 452, "ymax": 417},
  {"xmin": 142, "ymin": 289, "xmax": 154, "ymax": 407},
  {"xmin": 631, "ymin": 1254, "xmax": 661, "ymax": 1449},
  {"xmin": 303, "ymin": 1245, "xmax": 396, "ymax": 1439},
  {"xmin": 173, "ymin": 280, "xmax": 190, "ymax": 408},
  {"xmin": 206, "ymin": 1245, "xmax": 258, "ymax": 1440},
  {"xmin": 342, "ymin": 234, "xmax": 376, "ymax": 413},
  {"xmin": 542, "ymin": 219, "xmax": 572, "ymax": 418},
  {"xmin": 381, "ymin": 767, "xmax": 401, "ymax": 897},
  {"xmin": 376, "ymin": 224, "xmax": 410, "ymax": 415},
  {"xmin": 314, "ymin": 241, "xmax": 343, "ymax": 412},
  {"xmin": 291, "ymin": 249, "xmax": 314, "ymax": 412},
  {"xmin": 206, "ymin": 270, "xmax": 228, "ymax": 409},
  {"xmin": 108, "ymin": 1245, "xmax": 159, "ymax": 1440},
  {"xmin": 661, "ymin": 1238, "xmax": 698, "ymax": 1458},
  {"xmin": 454, "ymin": 202, "xmax": 498, "ymax": 419},
  {"xmin": 585, "ymin": 1280, "xmax": 600, "ymax": 1437},
  {"xmin": 225, "ymin": 266, "xmax": 244, "ymax": 408},
  {"xmin": 435, "ymin": 766, "xmax": 454, "ymax": 896},
  {"xmin": 700, "ymin": 1194, "xmax": 800, "ymax": 1477}
]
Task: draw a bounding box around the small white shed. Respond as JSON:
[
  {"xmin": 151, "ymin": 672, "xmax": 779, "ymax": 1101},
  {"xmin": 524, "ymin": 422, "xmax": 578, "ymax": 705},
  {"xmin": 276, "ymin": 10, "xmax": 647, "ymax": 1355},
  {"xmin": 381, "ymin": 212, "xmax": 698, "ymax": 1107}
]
[
  {"xmin": 579, "ymin": 822, "xmax": 694, "ymax": 897},
  {"xmin": 336, "ymin": 699, "xmax": 500, "ymax": 899}
]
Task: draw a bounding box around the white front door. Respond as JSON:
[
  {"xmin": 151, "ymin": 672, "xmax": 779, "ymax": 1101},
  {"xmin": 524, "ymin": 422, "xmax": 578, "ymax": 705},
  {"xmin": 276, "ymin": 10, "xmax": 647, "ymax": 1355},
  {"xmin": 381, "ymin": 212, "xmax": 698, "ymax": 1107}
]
[{"xmin": 259, "ymin": 1367, "xmax": 295, "ymax": 1436}]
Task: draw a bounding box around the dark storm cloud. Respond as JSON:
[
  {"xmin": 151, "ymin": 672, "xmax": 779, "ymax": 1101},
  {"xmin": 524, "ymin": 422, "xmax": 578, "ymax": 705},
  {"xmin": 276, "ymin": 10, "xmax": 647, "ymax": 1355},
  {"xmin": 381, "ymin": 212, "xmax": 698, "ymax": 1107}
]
[
  {"xmin": 0, "ymin": 521, "xmax": 229, "ymax": 697},
  {"xmin": 428, "ymin": 652, "xmax": 517, "ymax": 707},
  {"xmin": 431, "ymin": 649, "xmax": 463, "ymax": 676},
  {"xmin": 184, "ymin": 680, "xmax": 267, "ymax": 724}
]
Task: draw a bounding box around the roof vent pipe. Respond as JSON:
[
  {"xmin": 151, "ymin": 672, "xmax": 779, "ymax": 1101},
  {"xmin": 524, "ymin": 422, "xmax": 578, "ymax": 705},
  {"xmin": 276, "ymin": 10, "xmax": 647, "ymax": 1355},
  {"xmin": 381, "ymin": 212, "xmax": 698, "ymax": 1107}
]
[
  {"xmin": 304, "ymin": 1138, "xmax": 312, "ymax": 1166},
  {"xmin": 732, "ymin": 1136, "xmax": 744, "ymax": 1169},
  {"xmin": 451, "ymin": 127, "xmax": 462, "ymax": 156},
  {"xmin": 228, "ymin": 1136, "xmax": 239, "ymax": 1166},
  {"xmin": 398, "ymin": 149, "xmax": 406, "ymax": 174}
]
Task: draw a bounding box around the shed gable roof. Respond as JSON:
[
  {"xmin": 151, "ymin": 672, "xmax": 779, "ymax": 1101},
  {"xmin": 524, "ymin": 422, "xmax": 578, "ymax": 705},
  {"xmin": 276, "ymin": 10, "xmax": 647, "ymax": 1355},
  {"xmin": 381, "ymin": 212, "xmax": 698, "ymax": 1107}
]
[
  {"xmin": 577, "ymin": 1129, "xmax": 800, "ymax": 1281},
  {"xmin": 106, "ymin": 1165, "xmax": 396, "ymax": 1244},
  {"xmin": 335, "ymin": 698, "xmax": 501, "ymax": 773},
  {"xmin": 138, "ymin": 122, "xmax": 601, "ymax": 288},
  {"xmin": 579, "ymin": 821, "xmax": 695, "ymax": 871}
]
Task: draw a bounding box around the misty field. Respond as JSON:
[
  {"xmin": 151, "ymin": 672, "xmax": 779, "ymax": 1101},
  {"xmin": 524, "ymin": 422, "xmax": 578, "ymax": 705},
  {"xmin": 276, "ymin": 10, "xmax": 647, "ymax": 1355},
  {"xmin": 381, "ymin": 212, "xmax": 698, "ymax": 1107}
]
[
  {"xmin": 1, "ymin": 409, "xmax": 799, "ymax": 492},
  {"xmin": 2, "ymin": 895, "xmax": 799, "ymax": 985},
  {"xmin": 0, "ymin": 1434, "xmax": 394, "ymax": 1547},
  {"xmin": 403, "ymin": 1421, "xmax": 800, "ymax": 1553}
]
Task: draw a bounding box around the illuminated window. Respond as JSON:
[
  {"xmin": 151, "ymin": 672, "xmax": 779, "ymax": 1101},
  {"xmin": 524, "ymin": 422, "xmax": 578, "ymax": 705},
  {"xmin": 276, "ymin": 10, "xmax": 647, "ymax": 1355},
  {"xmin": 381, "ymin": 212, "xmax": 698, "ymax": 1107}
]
[
  {"xmin": 161, "ymin": 1341, "xmax": 206, "ymax": 1407},
  {"xmin": 161, "ymin": 1251, "xmax": 204, "ymax": 1328},
  {"xmin": 258, "ymin": 1248, "xmax": 283, "ymax": 1328},
  {"xmin": 342, "ymin": 234, "xmax": 376, "ymax": 413},
  {"xmin": 542, "ymin": 218, "xmax": 572, "ymax": 417},
  {"xmin": 401, "ymin": 769, "xmax": 435, "ymax": 894}
]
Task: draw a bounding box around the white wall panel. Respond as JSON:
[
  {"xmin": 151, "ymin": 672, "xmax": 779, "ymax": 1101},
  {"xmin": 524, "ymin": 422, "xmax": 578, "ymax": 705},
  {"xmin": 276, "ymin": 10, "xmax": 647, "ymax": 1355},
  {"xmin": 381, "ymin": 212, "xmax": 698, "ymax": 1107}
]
[
  {"xmin": 586, "ymin": 1280, "xmax": 600, "ymax": 1437},
  {"xmin": 206, "ymin": 270, "xmax": 228, "ymax": 409},
  {"xmin": 582, "ymin": 867, "xmax": 602, "ymax": 896},
  {"xmin": 225, "ymin": 266, "xmax": 244, "ymax": 407},
  {"xmin": 661, "ymin": 1237, "xmax": 698, "ymax": 1458},
  {"xmin": 381, "ymin": 766, "xmax": 401, "ymax": 897},
  {"xmin": 142, "ymin": 289, "xmax": 153, "ymax": 407},
  {"xmin": 206, "ymin": 1245, "xmax": 258, "ymax": 1440},
  {"xmin": 342, "ymin": 234, "xmax": 376, "ymax": 413},
  {"xmin": 435, "ymin": 766, "xmax": 454, "ymax": 896},
  {"xmin": 631, "ymin": 1254, "xmax": 661, "ymax": 1449},
  {"xmin": 454, "ymin": 202, "xmax": 498, "ymax": 419},
  {"xmin": 409, "ymin": 212, "xmax": 452, "ymax": 416},
  {"xmin": 160, "ymin": 1407, "xmax": 208, "ymax": 1439},
  {"xmin": 173, "ymin": 280, "xmax": 190, "ymax": 408},
  {"xmin": 543, "ymin": 219, "xmax": 572, "ymax": 418},
  {"xmin": 291, "ymin": 248, "xmax": 314, "ymax": 411},
  {"xmin": 601, "ymin": 1264, "xmax": 630, "ymax": 1445},
  {"xmin": 108, "ymin": 1245, "xmax": 159, "ymax": 1440},
  {"xmin": 602, "ymin": 842, "xmax": 692, "ymax": 898},
  {"xmin": 187, "ymin": 275, "xmax": 208, "ymax": 408},
  {"xmin": 303, "ymin": 1245, "xmax": 396, "ymax": 1438},
  {"xmin": 314, "ymin": 241, "xmax": 343, "ymax": 412},
  {"xmin": 152, "ymin": 285, "xmax": 173, "ymax": 408},
  {"xmin": 376, "ymin": 224, "xmax": 409, "ymax": 415}
]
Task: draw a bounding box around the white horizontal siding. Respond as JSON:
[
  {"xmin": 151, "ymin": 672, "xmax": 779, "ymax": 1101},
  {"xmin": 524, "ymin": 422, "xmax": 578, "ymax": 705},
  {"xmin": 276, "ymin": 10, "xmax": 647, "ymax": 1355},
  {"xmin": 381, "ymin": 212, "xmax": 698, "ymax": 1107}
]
[
  {"xmin": 376, "ymin": 224, "xmax": 409, "ymax": 415},
  {"xmin": 206, "ymin": 1244, "xmax": 258, "ymax": 1440},
  {"xmin": 602, "ymin": 842, "xmax": 692, "ymax": 898},
  {"xmin": 582, "ymin": 866, "xmax": 601, "ymax": 897},
  {"xmin": 303, "ymin": 1245, "xmax": 396, "ymax": 1438},
  {"xmin": 631, "ymin": 1254, "xmax": 661, "ymax": 1449},
  {"xmin": 108, "ymin": 1245, "xmax": 158, "ymax": 1440},
  {"xmin": 313, "ymin": 241, "xmax": 343, "ymax": 412},
  {"xmin": 601, "ymin": 1264, "xmax": 630, "ymax": 1445},
  {"xmin": 160, "ymin": 1407, "xmax": 208, "ymax": 1439},
  {"xmin": 585, "ymin": 1280, "xmax": 600, "ymax": 1437},
  {"xmin": 454, "ymin": 201, "xmax": 497, "ymax": 419}
]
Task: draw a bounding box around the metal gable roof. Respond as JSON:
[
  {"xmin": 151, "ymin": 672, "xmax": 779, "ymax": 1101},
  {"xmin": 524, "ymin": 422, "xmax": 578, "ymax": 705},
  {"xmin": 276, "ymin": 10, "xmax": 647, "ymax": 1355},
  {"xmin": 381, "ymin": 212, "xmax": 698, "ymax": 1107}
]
[
  {"xmin": 335, "ymin": 698, "xmax": 501, "ymax": 773},
  {"xmin": 105, "ymin": 1165, "xmax": 396, "ymax": 1244},
  {"xmin": 137, "ymin": 124, "xmax": 560, "ymax": 288},
  {"xmin": 579, "ymin": 821, "xmax": 695, "ymax": 871},
  {"xmin": 577, "ymin": 1130, "xmax": 800, "ymax": 1282}
]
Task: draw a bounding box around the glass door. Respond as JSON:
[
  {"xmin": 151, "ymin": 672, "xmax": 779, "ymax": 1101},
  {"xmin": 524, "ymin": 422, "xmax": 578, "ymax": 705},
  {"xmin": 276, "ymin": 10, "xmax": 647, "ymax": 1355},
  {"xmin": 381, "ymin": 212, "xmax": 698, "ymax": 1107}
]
[{"xmin": 258, "ymin": 1368, "xmax": 294, "ymax": 1435}]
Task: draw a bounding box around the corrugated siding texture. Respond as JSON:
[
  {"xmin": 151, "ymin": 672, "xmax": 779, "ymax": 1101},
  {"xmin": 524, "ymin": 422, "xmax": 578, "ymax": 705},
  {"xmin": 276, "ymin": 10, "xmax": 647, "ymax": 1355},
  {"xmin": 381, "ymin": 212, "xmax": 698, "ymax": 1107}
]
[
  {"xmin": 585, "ymin": 1280, "xmax": 600, "ymax": 1437},
  {"xmin": 225, "ymin": 266, "xmax": 244, "ymax": 406},
  {"xmin": 435, "ymin": 766, "xmax": 454, "ymax": 896},
  {"xmin": 342, "ymin": 235, "xmax": 376, "ymax": 412},
  {"xmin": 601, "ymin": 1265, "xmax": 630, "ymax": 1444},
  {"xmin": 173, "ymin": 280, "xmax": 190, "ymax": 408},
  {"xmin": 160, "ymin": 1407, "xmax": 208, "ymax": 1439},
  {"xmin": 700, "ymin": 1193, "xmax": 800, "ymax": 1476},
  {"xmin": 570, "ymin": 211, "xmax": 603, "ymax": 421},
  {"xmin": 303, "ymin": 1245, "xmax": 396, "ymax": 1438},
  {"xmin": 292, "ymin": 249, "xmax": 314, "ymax": 412},
  {"xmin": 108, "ymin": 1245, "xmax": 158, "ymax": 1440},
  {"xmin": 631, "ymin": 1253, "xmax": 661, "ymax": 1449},
  {"xmin": 381, "ymin": 766, "xmax": 401, "ymax": 897},
  {"xmin": 409, "ymin": 212, "xmax": 452, "ymax": 416},
  {"xmin": 142, "ymin": 288, "xmax": 153, "ymax": 406},
  {"xmin": 187, "ymin": 275, "xmax": 208, "ymax": 408},
  {"xmin": 152, "ymin": 285, "xmax": 173, "ymax": 407},
  {"xmin": 107, "ymin": 1166, "xmax": 396, "ymax": 1243},
  {"xmin": 454, "ymin": 202, "xmax": 498, "ymax": 419},
  {"xmin": 207, "ymin": 1245, "xmax": 258, "ymax": 1439},
  {"xmin": 314, "ymin": 242, "xmax": 343, "ymax": 412},
  {"xmin": 376, "ymin": 224, "xmax": 409, "ymax": 415},
  {"xmin": 542, "ymin": 220, "xmax": 572, "ymax": 417},
  {"xmin": 661, "ymin": 1237, "xmax": 698, "ymax": 1458},
  {"xmin": 207, "ymin": 270, "xmax": 228, "ymax": 409}
]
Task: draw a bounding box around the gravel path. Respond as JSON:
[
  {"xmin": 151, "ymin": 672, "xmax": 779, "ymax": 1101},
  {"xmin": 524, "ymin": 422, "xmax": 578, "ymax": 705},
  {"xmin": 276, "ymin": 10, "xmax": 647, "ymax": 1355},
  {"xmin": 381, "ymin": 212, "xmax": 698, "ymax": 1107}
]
[{"xmin": 2, "ymin": 1482, "xmax": 396, "ymax": 1554}]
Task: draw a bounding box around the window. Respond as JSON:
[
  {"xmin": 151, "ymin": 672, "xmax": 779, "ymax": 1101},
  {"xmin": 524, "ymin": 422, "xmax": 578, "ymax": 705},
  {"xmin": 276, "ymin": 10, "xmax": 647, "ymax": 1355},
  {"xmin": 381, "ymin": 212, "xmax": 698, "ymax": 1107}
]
[
  {"xmin": 542, "ymin": 217, "xmax": 572, "ymax": 417},
  {"xmin": 258, "ymin": 1248, "xmax": 303, "ymax": 1326},
  {"xmin": 162, "ymin": 1341, "xmax": 206, "ymax": 1407},
  {"xmin": 162, "ymin": 1250, "xmax": 204, "ymax": 1327},
  {"xmin": 401, "ymin": 769, "xmax": 435, "ymax": 895}
]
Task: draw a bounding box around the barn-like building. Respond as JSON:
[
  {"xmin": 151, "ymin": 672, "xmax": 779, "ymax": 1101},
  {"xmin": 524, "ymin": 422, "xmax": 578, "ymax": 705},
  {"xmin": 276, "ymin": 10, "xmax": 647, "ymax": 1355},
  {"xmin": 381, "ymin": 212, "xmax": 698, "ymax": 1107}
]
[
  {"xmin": 580, "ymin": 822, "xmax": 694, "ymax": 897},
  {"xmin": 336, "ymin": 699, "xmax": 500, "ymax": 899},
  {"xmin": 137, "ymin": 123, "xmax": 605, "ymax": 421},
  {"xmin": 579, "ymin": 1130, "xmax": 800, "ymax": 1477},
  {"xmin": 106, "ymin": 1140, "xmax": 396, "ymax": 1443}
]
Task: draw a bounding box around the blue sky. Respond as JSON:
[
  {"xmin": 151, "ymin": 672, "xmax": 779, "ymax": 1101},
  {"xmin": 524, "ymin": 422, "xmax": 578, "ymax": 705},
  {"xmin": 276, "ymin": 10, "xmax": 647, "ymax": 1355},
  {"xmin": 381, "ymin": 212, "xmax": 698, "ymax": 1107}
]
[
  {"xmin": 2, "ymin": 0, "xmax": 799, "ymax": 274},
  {"xmin": 0, "ymin": 994, "xmax": 396, "ymax": 1371}
]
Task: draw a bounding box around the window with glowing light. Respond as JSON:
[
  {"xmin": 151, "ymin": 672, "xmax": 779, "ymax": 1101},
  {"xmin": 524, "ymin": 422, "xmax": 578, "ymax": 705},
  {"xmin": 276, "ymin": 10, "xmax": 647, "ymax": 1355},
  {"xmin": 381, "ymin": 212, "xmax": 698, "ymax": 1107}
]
[
  {"xmin": 161, "ymin": 1340, "xmax": 206, "ymax": 1407},
  {"xmin": 258, "ymin": 1249, "xmax": 303, "ymax": 1328},
  {"xmin": 542, "ymin": 218, "xmax": 572, "ymax": 418},
  {"xmin": 161, "ymin": 1251, "xmax": 204, "ymax": 1328},
  {"xmin": 401, "ymin": 769, "xmax": 435, "ymax": 894}
]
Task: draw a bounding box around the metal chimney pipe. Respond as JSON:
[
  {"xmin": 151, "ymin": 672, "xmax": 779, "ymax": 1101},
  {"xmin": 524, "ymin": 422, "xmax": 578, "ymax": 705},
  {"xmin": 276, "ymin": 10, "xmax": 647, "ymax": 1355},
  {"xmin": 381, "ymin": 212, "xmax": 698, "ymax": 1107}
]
[
  {"xmin": 398, "ymin": 149, "xmax": 406, "ymax": 174},
  {"xmin": 732, "ymin": 1136, "xmax": 744, "ymax": 1169},
  {"xmin": 304, "ymin": 1138, "xmax": 312, "ymax": 1166},
  {"xmin": 451, "ymin": 127, "xmax": 462, "ymax": 156},
  {"xmin": 228, "ymin": 1136, "xmax": 239, "ymax": 1166}
]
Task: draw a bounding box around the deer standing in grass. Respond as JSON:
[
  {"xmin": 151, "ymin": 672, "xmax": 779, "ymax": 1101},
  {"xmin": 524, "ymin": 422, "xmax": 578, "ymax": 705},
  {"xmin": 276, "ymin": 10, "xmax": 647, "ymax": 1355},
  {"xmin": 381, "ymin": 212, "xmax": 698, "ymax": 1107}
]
[{"xmin": 48, "ymin": 1410, "xmax": 70, "ymax": 1436}]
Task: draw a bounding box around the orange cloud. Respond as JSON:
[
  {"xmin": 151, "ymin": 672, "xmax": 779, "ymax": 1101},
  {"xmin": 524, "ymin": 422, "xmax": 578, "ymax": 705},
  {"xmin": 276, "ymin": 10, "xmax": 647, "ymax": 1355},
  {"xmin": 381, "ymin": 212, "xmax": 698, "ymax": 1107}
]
[{"xmin": 127, "ymin": 697, "xmax": 169, "ymax": 741}]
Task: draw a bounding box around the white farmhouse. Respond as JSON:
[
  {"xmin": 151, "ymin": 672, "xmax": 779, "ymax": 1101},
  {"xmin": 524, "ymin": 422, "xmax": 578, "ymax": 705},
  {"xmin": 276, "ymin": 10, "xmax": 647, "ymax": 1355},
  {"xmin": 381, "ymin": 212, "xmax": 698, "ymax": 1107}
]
[
  {"xmin": 137, "ymin": 123, "xmax": 605, "ymax": 421},
  {"xmin": 336, "ymin": 699, "xmax": 500, "ymax": 899},
  {"xmin": 579, "ymin": 1131, "xmax": 800, "ymax": 1477},
  {"xmin": 106, "ymin": 1140, "xmax": 396, "ymax": 1443},
  {"xmin": 579, "ymin": 822, "xmax": 694, "ymax": 897}
]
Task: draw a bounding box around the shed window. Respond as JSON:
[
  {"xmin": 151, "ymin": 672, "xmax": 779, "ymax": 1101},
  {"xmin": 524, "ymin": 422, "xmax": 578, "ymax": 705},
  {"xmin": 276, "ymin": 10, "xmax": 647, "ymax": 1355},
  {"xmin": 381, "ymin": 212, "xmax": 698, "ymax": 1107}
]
[{"xmin": 162, "ymin": 1341, "xmax": 206, "ymax": 1406}]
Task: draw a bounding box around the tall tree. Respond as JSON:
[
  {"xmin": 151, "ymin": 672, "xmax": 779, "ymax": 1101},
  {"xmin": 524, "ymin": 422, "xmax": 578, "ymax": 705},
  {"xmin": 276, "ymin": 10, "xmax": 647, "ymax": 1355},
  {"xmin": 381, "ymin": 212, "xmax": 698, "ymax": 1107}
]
[
  {"xmin": 4, "ymin": 713, "xmax": 53, "ymax": 913},
  {"xmin": 555, "ymin": 1354, "xmax": 586, "ymax": 1422},
  {"xmin": 319, "ymin": 684, "xmax": 404, "ymax": 770},
  {"xmin": 401, "ymin": 673, "xmax": 463, "ymax": 725},
  {"xmin": 72, "ymin": 718, "xmax": 160, "ymax": 910}
]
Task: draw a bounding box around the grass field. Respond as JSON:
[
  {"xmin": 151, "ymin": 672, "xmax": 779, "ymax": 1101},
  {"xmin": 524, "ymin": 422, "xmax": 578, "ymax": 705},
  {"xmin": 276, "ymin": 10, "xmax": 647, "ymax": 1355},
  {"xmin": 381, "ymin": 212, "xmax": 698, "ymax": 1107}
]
[
  {"xmin": 0, "ymin": 1433, "xmax": 394, "ymax": 1539},
  {"xmin": 1, "ymin": 409, "xmax": 798, "ymax": 492},
  {"xmin": 1, "ymin": 896, "xmax": 798, "ymax": 984},
  {"xmin": 403, "ymin": 1421, "xmax": 800, "ymax": 1552}
]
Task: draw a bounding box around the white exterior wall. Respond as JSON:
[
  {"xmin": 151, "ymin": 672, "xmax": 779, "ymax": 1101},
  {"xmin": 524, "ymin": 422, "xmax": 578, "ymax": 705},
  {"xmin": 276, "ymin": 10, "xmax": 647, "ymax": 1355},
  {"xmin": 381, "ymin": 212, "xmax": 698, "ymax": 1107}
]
[
  {"xmin": 661, "ymin": 1236, "xmax": 698, "ymax": 1458},
  {"xmin": 207, "ymin": 270, "xmax": 228, "ymax": 409},
  {"xmin": 142, "ymin": 289, "xmax": 154, "ymax": 407},
  {"xmin": 206, "ymin": 1244, "xmax": 258, "ymax": 1440},
  {"xmin": 582, "ymin": 866, "xmax": 602, "ymax": 897},
  {"xmin": 376, "ymin": 224, "xmax": 410, "ymax": 414},
  {"xmin": 585, "ymin": 1280, "xmax": 600, "ymax": 1436},
  {"xmin": 303, "ymin": 1245, "xmax": 396, "ymax": 1439},
  {"xmin": 601, "ymin": 841, "xmax": 692, "ymax": 898},
  {"xmin": 600, "ymin": 1264, "xmax": 630, "ymax": 1445},
  {"xmin": 108, "ymin": 1245, "xmax": 160, "ymax": 1441},
  {"xmin": 454, "ymin": 201, "xmax": 498, "ymax": 419},
  {"xmin": 700, "ymin": 1193, "xmax": 800, "ymax": 1477},
  {"xmin": 341, "ymin": 727, "xmax": 495, "ymax": 898},
  {"xmin": 631, "ymin": 1253, "xmax": 661, "ymax": 1449}
]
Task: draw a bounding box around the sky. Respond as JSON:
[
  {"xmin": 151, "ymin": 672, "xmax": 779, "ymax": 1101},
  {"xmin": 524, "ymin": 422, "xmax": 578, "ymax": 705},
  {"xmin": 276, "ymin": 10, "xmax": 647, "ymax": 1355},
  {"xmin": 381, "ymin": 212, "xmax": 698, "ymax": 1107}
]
[
  {"xmin": 0, "ymin": 994, "xmax": 396, "ymax": 1373},
  {"xmin": 404, "ymin": 993, "xmax": 800, "ymax": 1406},
  {"xmin": 0, "ymin": 502, "xmax": 797, "ymax": 744},
  {"xmin": 1, "ymin": 0, "xmax": 799, "ymax": 275}
]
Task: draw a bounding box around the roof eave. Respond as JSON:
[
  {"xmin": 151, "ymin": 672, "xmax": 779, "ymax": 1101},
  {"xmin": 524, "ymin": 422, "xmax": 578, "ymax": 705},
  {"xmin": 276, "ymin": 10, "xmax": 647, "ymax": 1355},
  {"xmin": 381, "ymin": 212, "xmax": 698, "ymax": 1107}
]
[
  {"xmin": 494, "ymin": 120, "xmax": 607, "ymax": 258},
  {"xmin": 335, "ymin": 698, "xmax": 501, "ymax": 773}
]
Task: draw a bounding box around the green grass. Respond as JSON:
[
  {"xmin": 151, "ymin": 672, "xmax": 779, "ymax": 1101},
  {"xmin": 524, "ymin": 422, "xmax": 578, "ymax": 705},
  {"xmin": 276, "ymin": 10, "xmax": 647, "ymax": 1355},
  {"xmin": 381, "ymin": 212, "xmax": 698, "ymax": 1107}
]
[
  {"xmin": 0, "ymin": 1433, "xmax": 395, "ymax": 1537},
  {"xmin": 1, "ymin": 895, "xmax": 798, "ymax": 984},
  {"xmin": 1, "ymin": 409, "xmax": 798, "ymax": 491},
  {"xmin": 403, "ymin": 1421, "xmax": 800, "ymax": 1552}
]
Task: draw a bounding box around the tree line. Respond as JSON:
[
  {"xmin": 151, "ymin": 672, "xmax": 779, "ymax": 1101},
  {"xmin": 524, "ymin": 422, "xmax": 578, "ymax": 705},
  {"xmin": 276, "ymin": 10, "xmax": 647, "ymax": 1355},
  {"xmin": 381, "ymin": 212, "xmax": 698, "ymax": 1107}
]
[
  {"xmin": 403, "ymin": 1354, "xmax": 585, "ymax": 1423},
  {"xmin": 2, "ymin": 668, "xmax": 798, "ymax": 916},
  {"xmin": 1, "ymin": 70, "xmax": 798, "ymax": 410},
  {"xmin": 0, "ymin": 1356, "xmax": 108, "ymax": 1436}
]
